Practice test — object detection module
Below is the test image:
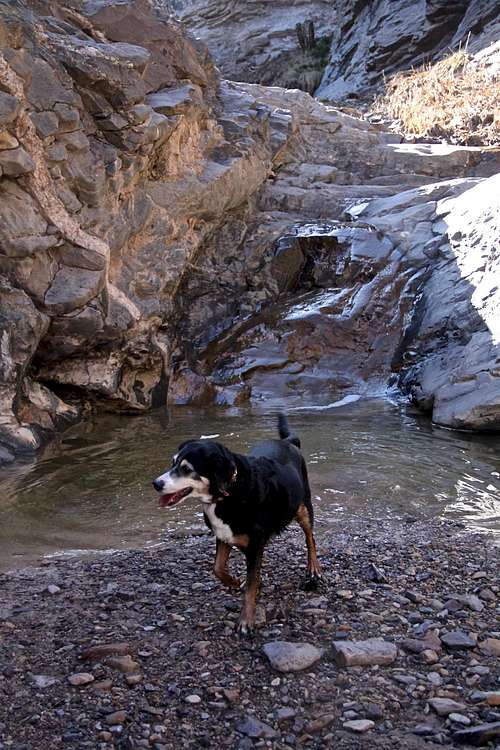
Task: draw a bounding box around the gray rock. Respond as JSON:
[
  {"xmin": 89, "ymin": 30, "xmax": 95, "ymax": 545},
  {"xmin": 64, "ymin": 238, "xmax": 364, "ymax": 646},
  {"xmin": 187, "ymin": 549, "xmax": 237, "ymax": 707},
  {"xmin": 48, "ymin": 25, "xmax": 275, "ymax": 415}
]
[
  {"xmin": 441, "ymin": 630, "xmax": 477, "ymax": 651},
  {"xmin": 343, "ymin": 719, "xmax": 374, "ymax": 733},
  {"xmin": 0, "ymin": 147, "xmax": 35, "ymax": 176},
  {"xmin": 332, "ymin": 638, "xmax": 397, "ymax": 667},
  {"xmin": 263, "ymin": 641, "xmax": 323, "ymax": 672},
  {"xmin": 449, "ymin": 714, "xmax": 471, "ymax": 726},
  {"xmin": 31, "ymin": 674, "xmax": 59, "ymax": 688},
  {"xmin": 0, "ymin": 91, "xmax": 20, "ymax": 126},
  {"xmin": 236, "ymin": 716, "xmax": 278, "ymax": 739},
  {"xmin": 429, "ymin": 698, "xmax": 467, "ymax": 717}
]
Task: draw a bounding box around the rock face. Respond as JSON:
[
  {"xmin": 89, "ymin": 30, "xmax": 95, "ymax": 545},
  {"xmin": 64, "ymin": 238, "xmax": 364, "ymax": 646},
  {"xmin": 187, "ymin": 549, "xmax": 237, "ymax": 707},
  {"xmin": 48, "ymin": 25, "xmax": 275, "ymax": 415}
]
[
  {"xmin": 169, "ymin": 0, "xmax": 337, "ymax": 88},
  {"xmin": 317, "ymin": 0, "xmax": 500, "ymax": 100},
  {"xmin": 0, "ymin": 0, "xmax": 499, "ymax": 461}
]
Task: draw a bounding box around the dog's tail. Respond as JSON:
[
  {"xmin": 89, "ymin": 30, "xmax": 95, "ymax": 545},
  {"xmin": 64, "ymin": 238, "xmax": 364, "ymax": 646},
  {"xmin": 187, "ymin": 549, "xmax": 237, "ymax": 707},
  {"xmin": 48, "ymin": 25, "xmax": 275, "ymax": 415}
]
[{"xmin": 278, "ymin": 413, "xmax": 301, "ymax": 448}]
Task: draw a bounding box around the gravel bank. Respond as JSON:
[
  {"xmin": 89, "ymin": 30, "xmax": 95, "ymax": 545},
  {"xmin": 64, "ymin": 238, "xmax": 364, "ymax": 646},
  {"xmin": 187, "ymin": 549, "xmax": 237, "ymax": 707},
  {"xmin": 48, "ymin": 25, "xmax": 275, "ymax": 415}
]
[{"xmin": 0, "ymin": 518, "xmax": 499, "ymax": 749}]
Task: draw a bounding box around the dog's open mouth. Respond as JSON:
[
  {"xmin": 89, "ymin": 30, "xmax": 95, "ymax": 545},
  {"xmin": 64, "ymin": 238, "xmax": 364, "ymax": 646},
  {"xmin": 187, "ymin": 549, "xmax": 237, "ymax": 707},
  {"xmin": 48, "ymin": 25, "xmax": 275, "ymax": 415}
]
[{"xmin": 159, "ymin": 487, "xmax": 192, "ymax": 508}]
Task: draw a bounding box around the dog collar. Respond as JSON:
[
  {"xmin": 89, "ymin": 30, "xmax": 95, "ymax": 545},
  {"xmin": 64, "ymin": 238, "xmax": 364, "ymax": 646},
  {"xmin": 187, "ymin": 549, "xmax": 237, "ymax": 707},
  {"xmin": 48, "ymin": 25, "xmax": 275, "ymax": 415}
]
[{"xmin": 221, "ymin": 468, "xmax": 238, "ymax": 497}]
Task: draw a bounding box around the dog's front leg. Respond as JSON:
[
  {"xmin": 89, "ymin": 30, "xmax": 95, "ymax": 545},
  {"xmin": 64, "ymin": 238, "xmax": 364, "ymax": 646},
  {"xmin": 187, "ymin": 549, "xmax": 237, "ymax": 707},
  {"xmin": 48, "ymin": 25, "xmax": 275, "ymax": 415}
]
[
  {"xmin": 237, "ymin": 545, "xmax": 264, "ymax": 636},
  {"xmin": 213, "ymin": 539, "xmax": 241, "ymax": 589}
]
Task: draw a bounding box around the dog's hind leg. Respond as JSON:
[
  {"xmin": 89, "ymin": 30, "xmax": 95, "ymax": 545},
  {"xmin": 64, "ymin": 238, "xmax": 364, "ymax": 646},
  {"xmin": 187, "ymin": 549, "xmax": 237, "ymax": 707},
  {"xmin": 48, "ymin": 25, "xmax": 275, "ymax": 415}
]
[
  {"xmin": 214, "ymin": 539, "xmax": 241, "ymax": 589},
  {"xmin": 237, "ymin": 545, "xmax": 264, "ymax": 636},
  {"xmin": 296, "ymin": 502, "xmax": 322, "ymax": 590}
]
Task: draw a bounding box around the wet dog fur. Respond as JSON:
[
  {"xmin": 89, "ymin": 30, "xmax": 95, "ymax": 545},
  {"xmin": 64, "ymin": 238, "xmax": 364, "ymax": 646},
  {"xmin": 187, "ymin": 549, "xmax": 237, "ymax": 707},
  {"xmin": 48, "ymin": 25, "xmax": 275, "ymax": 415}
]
[{"xmin": 152, "ymin": 414, "xmax": 322, "ymax": 634}]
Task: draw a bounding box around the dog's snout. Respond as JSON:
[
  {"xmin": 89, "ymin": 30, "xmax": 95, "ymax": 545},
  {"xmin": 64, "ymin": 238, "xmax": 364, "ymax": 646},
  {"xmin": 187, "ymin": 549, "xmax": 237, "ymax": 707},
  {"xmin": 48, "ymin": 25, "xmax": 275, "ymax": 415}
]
[{"xmin": 153, "ymin": 478, "xmax": 164, "ymax": 492}]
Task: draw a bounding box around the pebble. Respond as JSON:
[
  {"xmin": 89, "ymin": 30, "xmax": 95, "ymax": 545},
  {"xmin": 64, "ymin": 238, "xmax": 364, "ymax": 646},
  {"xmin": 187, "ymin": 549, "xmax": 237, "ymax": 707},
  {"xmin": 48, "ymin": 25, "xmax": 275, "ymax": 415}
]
[
  {"xmin": 31, "ymin": 674, "xmax": 58, "ymax": 689},
  {"xmin": 306, "ymin": 714, "xmax": 335, "ymax": 733},
  {"xmin": 429, "ymin": 698, "xmax": 467, "ymax": 716},
  {"xmin": 46, "ymin": 584, "xmax": 61, "ymax": 595},
  {"xmin": 413, "ymin": 723, "xmax": 435, "ymax": 736},
  {"xmin": 421, "ymin": 648, "xmax": 439, "ymax": 664},
  {"xmin": 485, "ymin": 692, "xmax": 500, "ymax": 707},
  {"xmin": 105, "ymin": 711, "xmax": 127, "ymax": 725},
  {"xmin": 263, "ymin": 641, "xmax": 323, "ymax": 672},
  {"xmin": 332, "ymin": 638, "xmax": 397, "ymax": 667},
  {"xmin": 236, "ymin": 716, "xmax": 278, "ymax": 739},
  {"xmin": 79, "ymin": 642, "xmax": 131, "ymax": 660},
  {"xmin": 343, "ymin": 719, "xmax": 375, "ymax": 733},
  {"xmin": 185, "ymin": 694, "xmax": 202, "ymax": 704},
  {"xmin": 276, "ymin": 707, "xmax": 296, "ymax": 722},
  {"xmin": 448, "ymin": 713, "xmax": 471, "ymax": 725},
  {"xmin": 427, "ymin": 672, "xmax": 442, "ymax": 687},
  {"xmin": 67, "ymin": 672, "xmax": 94, "ymax": 686},
  {"xmin": 455, "ymin": 594, "xmax": 484, "ymax": 612},
  {"xmin": 440, "ymin": 630, "xmax": 476, "ymax": 650},
  {"xmin": 106, "ymin": 655, "xmax": 140, "ymax": 673},
  {"xmin": 125, "ymin": 673, "xmax": 143, "ymax": 686},
  {"xmin": 479, "ymin": 638, "xmax": 500, "ymax": 657}
]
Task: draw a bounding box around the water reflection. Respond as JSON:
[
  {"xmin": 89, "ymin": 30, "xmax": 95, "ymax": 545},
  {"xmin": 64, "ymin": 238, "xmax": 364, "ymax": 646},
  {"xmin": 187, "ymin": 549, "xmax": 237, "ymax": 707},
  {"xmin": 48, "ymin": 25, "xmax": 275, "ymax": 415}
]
[{"xmin": 0, "ymin": 399, "xmax": 499, "ymax": 570}]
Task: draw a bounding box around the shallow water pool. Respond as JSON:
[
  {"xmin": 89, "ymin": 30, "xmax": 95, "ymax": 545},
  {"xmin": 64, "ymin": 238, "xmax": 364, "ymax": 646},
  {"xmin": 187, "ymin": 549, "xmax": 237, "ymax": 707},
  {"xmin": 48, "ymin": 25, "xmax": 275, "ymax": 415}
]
[{"xmin": 0, "ymin": 398, "xmax": 499, "ymax": 570}]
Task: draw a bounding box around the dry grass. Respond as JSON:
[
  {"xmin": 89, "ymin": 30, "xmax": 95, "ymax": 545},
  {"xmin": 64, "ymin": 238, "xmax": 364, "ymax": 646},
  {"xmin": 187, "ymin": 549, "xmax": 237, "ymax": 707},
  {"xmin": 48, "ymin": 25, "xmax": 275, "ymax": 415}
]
[{"xmin": 371, "ymin": 50, "xmax": 500, "ymax": 146}]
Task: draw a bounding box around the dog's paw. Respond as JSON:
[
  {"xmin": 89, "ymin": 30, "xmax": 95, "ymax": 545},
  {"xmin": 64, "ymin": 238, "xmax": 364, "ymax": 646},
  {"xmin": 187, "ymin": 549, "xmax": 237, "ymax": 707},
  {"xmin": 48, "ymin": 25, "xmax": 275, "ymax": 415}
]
[
  {"xmin": 236, "ymin": 619, "xmax": 254, "ymax": 637},
  {"xmin": 301, "ymin": 572, "xmax": 324, "ymax": 591},
  {"xmin": 225, "ymin": 576, "xmax": 243, "ymax": 590}
]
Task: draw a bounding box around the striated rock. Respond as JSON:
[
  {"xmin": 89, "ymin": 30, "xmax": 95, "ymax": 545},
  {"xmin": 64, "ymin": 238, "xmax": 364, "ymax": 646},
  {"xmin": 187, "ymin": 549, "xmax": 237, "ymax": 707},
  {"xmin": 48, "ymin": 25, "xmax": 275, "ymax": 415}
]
[
  {"xmin": 332, "ymin": 638, "xmax": 397, "ymax": 667},
  {"xmin": 317, "ymin": 0, "xmax": 500, "ymax": 100},
  {"xmin": 263, "ymin": 641, "xmax": 323, "ymax": 672}
]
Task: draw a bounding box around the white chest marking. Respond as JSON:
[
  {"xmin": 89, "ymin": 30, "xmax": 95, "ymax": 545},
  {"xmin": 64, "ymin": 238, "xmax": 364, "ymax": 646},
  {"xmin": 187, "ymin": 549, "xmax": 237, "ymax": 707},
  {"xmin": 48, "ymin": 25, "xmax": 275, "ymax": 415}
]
[{"xmin": 205, "ymin": 504, "xmax": 235, "ymax": 545}]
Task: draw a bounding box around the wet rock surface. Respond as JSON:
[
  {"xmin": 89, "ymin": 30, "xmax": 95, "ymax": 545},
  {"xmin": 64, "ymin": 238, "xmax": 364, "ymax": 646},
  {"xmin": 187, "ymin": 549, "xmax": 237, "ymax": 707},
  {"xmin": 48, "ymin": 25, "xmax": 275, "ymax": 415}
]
[{"xmin": 0, "ymin": 519, "xmax": 498, "ymax": 749}]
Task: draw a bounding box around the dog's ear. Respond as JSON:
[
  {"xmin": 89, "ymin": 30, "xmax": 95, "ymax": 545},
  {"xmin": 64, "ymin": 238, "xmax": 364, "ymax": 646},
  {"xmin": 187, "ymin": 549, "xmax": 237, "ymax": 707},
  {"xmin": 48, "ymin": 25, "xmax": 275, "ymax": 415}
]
[{"xmin": 209, "ymin": 445, "xmax": 237, "ymax": 500}]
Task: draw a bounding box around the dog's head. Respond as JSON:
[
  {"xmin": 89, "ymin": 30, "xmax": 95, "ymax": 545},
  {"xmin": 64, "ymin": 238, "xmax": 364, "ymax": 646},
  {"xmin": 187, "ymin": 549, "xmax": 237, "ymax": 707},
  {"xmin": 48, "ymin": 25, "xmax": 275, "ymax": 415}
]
[{"xmin": 152, "ymin": 440, "xmax": 237, "ymax": 508}]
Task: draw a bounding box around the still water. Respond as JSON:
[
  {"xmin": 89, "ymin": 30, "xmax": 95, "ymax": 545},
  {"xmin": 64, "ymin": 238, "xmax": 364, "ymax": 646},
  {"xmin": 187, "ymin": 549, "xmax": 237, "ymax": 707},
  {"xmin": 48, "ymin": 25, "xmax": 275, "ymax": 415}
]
[{"xmin": 0, "ymin": 399, "xmax": 499, "ymax": 571}]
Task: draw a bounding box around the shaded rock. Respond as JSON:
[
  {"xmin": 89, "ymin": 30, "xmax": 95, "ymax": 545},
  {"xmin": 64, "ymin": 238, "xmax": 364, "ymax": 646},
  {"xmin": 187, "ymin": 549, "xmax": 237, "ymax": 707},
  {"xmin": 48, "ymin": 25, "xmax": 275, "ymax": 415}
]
[
  {"xmin": 452, "ymin": 721, "xmax": 500, "ymax": 746},
  {"xmin": 332, "ymin": 638, "xmax": 397, "ymax": 667},
  {"xmin": 263, "ymin": 641, "xmax": 323, "ymax": 672}
]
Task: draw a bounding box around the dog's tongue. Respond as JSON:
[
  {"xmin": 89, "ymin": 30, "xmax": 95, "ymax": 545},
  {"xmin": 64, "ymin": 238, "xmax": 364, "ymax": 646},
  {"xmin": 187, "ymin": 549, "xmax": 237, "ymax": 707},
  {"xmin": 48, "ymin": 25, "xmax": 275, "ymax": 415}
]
[{"xmin": 159, "ymin": 488, "xmax": 190, "ymax": 508}]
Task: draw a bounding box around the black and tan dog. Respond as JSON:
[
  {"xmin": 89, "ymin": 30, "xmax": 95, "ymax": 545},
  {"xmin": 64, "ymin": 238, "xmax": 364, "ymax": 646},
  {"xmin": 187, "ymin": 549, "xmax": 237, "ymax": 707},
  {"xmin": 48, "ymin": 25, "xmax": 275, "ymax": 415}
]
[{"xmin": 152, "ymin": 414, "xmax": 321, "ymax": 634}]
